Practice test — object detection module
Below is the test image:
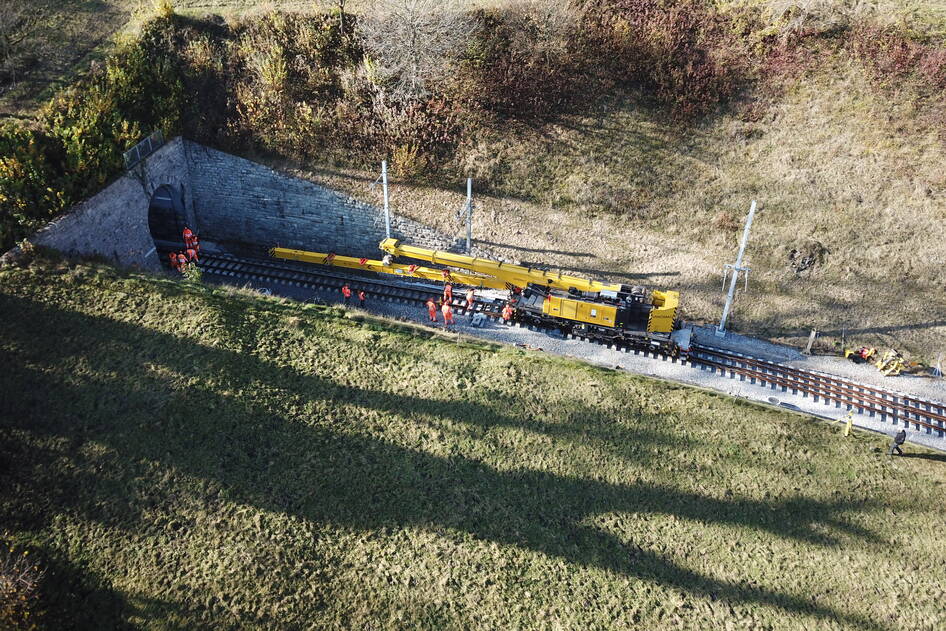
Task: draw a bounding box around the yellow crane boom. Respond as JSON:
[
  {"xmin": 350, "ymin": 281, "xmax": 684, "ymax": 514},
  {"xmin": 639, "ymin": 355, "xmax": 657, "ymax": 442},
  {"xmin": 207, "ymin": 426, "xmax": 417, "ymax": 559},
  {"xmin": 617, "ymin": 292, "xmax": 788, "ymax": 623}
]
[
  {"xmin": 379, "ymin": 238, "xmax": 622, "ymax": 293},
  {"xmin": 270, "ymin": 247, "xmax": 509, "ymax": 290}
]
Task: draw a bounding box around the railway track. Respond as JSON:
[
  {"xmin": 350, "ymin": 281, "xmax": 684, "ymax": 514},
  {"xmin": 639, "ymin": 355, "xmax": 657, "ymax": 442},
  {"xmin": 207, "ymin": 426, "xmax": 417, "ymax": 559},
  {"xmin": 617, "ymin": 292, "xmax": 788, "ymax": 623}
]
[
  {"xmin": 687, "ymin": 347, "xmax": 946, "ymax": 439},
  {"xmin": 192, "ymin": 252, "xmax": 946, "ymax": 442},
  {"xmin": 197, "ymin": 252, "xmax": 505, "ymax": 316}
]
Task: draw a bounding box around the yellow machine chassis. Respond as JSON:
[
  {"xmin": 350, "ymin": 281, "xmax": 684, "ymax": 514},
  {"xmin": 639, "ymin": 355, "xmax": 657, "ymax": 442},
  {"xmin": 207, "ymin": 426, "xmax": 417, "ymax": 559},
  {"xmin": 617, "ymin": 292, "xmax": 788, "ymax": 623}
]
[{"xmin": 543, "ymin": 294, "xmax": 619, "ymax": 328}]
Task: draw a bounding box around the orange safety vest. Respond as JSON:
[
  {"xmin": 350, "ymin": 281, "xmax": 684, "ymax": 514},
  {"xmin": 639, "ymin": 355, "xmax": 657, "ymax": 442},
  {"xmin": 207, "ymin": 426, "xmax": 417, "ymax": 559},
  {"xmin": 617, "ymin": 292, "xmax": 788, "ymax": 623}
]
[
  {"xmin": 358, "ymin": 291, "xmax": 366, "ymax": 301},
  {"xmin": 186, "ymin": 248, "xmax": 198, "ymax": 261},
  {"xmin": 442, "ymin": 304, "xmax": 453, "ymax": 320},
  {"xmin": 341, "ymin": 285, "xmax": 352, "ymax": 298},
  {"xmin": 177, "ymin": 254, "xmax": 187, "ymax": 269},
  {"xmin": 444, "ymin": 284, "xmax": 453, "ymax": 300},
  {"xmin": 502, "ymin": 305, "xmax": 513, "ymax": 321},
  {"xmin": 426, "ymin": 300, "xmax": 436, "ymax": 312},
  {"xmin": 168, "ymin": 252, "xmax": 177, "ymax": 268},
  {"xmin": 465, "ymin": 290, "xmax": 475, "ymax": 307}
]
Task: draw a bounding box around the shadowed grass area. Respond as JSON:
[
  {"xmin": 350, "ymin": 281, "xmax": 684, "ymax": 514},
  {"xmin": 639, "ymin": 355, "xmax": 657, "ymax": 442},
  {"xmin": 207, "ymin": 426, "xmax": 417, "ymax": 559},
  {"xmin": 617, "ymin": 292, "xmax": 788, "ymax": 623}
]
[{"xmin": 1, "ymin": 255, "xmax": 945, "ymax": 629}]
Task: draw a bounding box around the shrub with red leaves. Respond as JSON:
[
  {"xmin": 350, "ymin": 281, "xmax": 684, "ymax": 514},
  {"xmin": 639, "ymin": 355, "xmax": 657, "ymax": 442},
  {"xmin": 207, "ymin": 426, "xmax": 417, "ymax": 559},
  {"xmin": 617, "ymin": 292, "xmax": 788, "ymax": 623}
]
[
  {"xmin": 851, "ymin": 25, "xmax": 946, "ymax": 94},
  {"xmin": 585, "ymin": 0, "xmax": 752, "ymax": 118}
]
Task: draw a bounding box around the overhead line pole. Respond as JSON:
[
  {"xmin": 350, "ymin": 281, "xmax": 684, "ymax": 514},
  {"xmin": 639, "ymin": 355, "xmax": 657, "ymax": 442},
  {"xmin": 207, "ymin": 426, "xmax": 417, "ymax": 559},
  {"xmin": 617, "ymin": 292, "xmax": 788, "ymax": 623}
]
[
  {"xmin": 466, "ymin": 177, "xmax": 473, "ymax": 254},
  {"xmin": 716, "ymin": 200, "xmax": 757, "ymax": 337},
  {"xmin": 382, "ymin": 160, "xmax": 391, "ymax": 239}
]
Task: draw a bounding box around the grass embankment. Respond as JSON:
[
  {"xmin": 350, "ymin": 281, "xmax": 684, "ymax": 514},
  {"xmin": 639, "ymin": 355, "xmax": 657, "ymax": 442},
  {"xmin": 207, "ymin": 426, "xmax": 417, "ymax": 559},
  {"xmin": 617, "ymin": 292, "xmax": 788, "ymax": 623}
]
[{"xmin": 1, "ymin": 254, "xmax": 945, "ymax": 629}]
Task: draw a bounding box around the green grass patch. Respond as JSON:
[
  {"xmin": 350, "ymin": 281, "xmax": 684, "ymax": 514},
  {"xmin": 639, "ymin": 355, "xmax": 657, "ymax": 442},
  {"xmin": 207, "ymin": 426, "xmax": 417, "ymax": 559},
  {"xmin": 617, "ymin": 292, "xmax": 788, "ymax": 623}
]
[{"xmin": 1, "ymin": 256, "xmax": 944, "ymax": 629}]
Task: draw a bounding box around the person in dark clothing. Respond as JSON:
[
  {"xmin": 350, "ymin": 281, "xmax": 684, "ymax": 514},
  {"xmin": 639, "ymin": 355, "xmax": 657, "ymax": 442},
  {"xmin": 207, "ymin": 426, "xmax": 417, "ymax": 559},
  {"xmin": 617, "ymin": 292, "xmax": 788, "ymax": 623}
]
[{"xmin": 888, "ymin": 428, "xmax": 907, "ymax": 456}]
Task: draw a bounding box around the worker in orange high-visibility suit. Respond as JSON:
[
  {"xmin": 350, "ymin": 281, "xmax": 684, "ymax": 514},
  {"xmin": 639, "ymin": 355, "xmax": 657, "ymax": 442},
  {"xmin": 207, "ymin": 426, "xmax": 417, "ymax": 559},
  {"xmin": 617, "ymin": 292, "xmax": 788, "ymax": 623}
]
[
  {"xmin": 176, "ymin": 252, "xmax": 188, "ymax": 272},
  {"xmin": 501, "ymin": 303, "xmax": 514, "ymax": 323},
  {"xmin": 341, "ymin": 284, "xmax": 352, "ymax": 306},
  {"xmin": 443, "ymin": 283, "xmax": 453, "ymax": 304},
  {"xmin": 442, "ymin": 302, "xmax": 454, "ymax": 327},
  {"xmin": 182, "ymin": 227, "xmax": 194, "ymax": 248},
  {"xmin": 186, "ymin": 247, "xmax": 199, "ymax": 262},
  {"xmin": 191, "ymin": 234, "xmax": 200, "ymax": 254},
  {"xmin": 168, "ymin": 251, "xmax": 179, "ymax": 271},
  {"xmin": 426, "ymin": 298, "xmax": 438, "ymax": 322},
  {"xmin": 465, "ymin": 288, "xmax": 475, "ymax": 315},
  {"xmin": 358, "ymin": 290, "xmax": 366, "ymax": 308}
]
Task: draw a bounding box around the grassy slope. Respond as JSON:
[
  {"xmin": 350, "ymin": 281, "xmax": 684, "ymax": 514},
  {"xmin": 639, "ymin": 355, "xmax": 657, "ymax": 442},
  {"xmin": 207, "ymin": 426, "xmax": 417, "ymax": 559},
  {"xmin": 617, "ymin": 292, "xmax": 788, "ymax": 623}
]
[{"xmin": 1, "ymin": 255, "xmax": 945, "ymax": 630}]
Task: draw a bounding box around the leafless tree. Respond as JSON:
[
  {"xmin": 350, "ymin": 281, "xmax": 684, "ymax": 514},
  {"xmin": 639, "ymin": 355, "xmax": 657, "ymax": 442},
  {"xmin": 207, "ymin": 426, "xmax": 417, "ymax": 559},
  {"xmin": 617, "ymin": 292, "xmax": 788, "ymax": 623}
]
[
  {"xmin": 359, "ymin": 0, "xmax": 477, "ymax": 98},
  {"xmin": 337, "ymin": 0, "xmax": 346, "ymax": 33},
  {"xmin": 0, "ymin": 1, "xmax": 45, "ymax": 85}
]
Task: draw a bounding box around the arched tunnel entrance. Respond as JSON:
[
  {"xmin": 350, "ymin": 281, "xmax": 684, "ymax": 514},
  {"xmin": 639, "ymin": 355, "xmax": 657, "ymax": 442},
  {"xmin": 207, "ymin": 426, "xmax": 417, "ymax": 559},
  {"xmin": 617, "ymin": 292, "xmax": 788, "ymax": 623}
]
[{"xmin": 148, "ymin": 185, "xmax": 187, "ymax": 267}]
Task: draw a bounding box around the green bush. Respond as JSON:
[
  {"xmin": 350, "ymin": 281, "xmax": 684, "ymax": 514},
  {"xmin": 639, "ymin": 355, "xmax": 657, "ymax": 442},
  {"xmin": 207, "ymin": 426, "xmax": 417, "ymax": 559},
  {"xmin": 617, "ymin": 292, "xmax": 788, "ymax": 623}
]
[
  {"xmin": 0, "ymin": 17, "xmax": 191, "ymax": 252},
  {"xmin": 0, "ymin": 125, "xmax": 70, "ymax": 251}
]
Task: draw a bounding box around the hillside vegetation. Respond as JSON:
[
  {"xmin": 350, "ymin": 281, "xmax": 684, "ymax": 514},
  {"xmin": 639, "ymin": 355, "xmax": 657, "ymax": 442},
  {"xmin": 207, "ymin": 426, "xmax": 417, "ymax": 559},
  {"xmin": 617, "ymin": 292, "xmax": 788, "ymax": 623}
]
[
  {"xmin": 1, "ymin": 253, "xmax": 945, "ymax": 629},
  {"xmin": 1, "ymin": 1, "xmax": 944, "ymax": 358}
]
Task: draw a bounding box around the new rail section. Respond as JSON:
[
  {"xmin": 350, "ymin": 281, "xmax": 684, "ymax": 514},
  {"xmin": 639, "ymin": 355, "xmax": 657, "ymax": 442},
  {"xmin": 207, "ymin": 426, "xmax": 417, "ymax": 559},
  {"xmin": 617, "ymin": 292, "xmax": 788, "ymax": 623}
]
[{"xmin": 194, "ymin": 252, "xmax": 946, "ymax": 441}]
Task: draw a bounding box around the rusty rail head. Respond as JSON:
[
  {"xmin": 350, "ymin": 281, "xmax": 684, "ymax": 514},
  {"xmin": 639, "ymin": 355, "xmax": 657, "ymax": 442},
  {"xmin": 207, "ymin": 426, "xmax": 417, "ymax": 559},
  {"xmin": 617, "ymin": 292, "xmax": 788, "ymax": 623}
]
[{"xmin": 689, "ymin": 346, "xmax": 946, "ymax": 435}]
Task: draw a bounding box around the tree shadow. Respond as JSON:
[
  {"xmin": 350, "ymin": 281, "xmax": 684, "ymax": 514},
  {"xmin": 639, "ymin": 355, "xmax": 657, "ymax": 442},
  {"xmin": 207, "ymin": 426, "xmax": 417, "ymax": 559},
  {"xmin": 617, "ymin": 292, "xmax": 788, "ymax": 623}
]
[
  {"xmin": 474, "ymin": 239, "xmax": 595, "ymax": 258},
  {"xmin": 530, "ymin": 263, "xmax": 682, "ymax": 282},
  {"xmin": 0, "ymin": 292, "xmax": 894, "ymax": 629},
  {"xmin": 900, "ymin": 452, "xmax": 946, "ymax": 463}
]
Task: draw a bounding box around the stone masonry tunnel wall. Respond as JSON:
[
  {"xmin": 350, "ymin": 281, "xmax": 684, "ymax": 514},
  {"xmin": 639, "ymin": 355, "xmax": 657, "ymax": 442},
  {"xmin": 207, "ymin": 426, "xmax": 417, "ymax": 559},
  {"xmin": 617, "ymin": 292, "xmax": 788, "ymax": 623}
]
[
  {"xmin": 184, "ymin": 141, "xmax": 468, "ymax": 258},
  {"xmin": 28, "ymin": 137, "xmax": 195, "ymax": 271}
]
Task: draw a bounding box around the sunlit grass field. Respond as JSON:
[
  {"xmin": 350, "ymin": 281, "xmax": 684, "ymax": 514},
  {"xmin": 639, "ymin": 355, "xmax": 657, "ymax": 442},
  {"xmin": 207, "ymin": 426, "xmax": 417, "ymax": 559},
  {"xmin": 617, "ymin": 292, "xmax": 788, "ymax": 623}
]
[{"xmin": 1, "ymin": 255, "xmax": 944, "ymax": 629}]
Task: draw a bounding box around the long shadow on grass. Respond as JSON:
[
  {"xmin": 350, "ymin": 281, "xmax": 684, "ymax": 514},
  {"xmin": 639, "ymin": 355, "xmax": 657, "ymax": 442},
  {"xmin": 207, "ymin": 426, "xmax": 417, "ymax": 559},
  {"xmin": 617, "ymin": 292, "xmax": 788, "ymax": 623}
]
[{"xmin": 0, "ymin": 292, "xmax": 891, "ymax": 630}]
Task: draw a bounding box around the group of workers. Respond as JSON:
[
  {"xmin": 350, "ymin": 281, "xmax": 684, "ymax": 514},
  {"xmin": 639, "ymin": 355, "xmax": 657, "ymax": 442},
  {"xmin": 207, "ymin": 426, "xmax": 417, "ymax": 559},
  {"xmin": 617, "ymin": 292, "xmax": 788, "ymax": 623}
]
[
  {"xmin": 168, "ymin": 227, "xmax": 200, "ymax": 272},
  {"xmin": 340, "ymin": 284, "xmax": 367, "ymax": 308},
  {"xmin": 422, "ymin": 284, "xmax": 516, "ymax": 328},
  {"xmin": 425, "ymin": 284, "xmax": 470, "ymax": 327}
]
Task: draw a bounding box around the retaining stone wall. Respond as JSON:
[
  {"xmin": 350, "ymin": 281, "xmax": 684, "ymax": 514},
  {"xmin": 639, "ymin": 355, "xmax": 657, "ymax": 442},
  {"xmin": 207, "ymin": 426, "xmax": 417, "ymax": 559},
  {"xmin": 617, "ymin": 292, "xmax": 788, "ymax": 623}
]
[{"xmin": 29, "ymin": 137, "xmax": 193, "ymax": 271}]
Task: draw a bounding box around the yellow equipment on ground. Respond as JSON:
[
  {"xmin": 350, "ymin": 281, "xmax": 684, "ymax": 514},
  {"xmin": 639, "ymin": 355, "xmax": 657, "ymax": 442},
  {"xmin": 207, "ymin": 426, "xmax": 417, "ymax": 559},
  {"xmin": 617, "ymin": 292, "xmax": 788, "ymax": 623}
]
[
  {"xmin": 875, "ymin": 350, "xmax": 904, "ymax": 377},
  {"xmin": 844, "ymin": 346, "xmax": 876, "ymax": 363}
]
